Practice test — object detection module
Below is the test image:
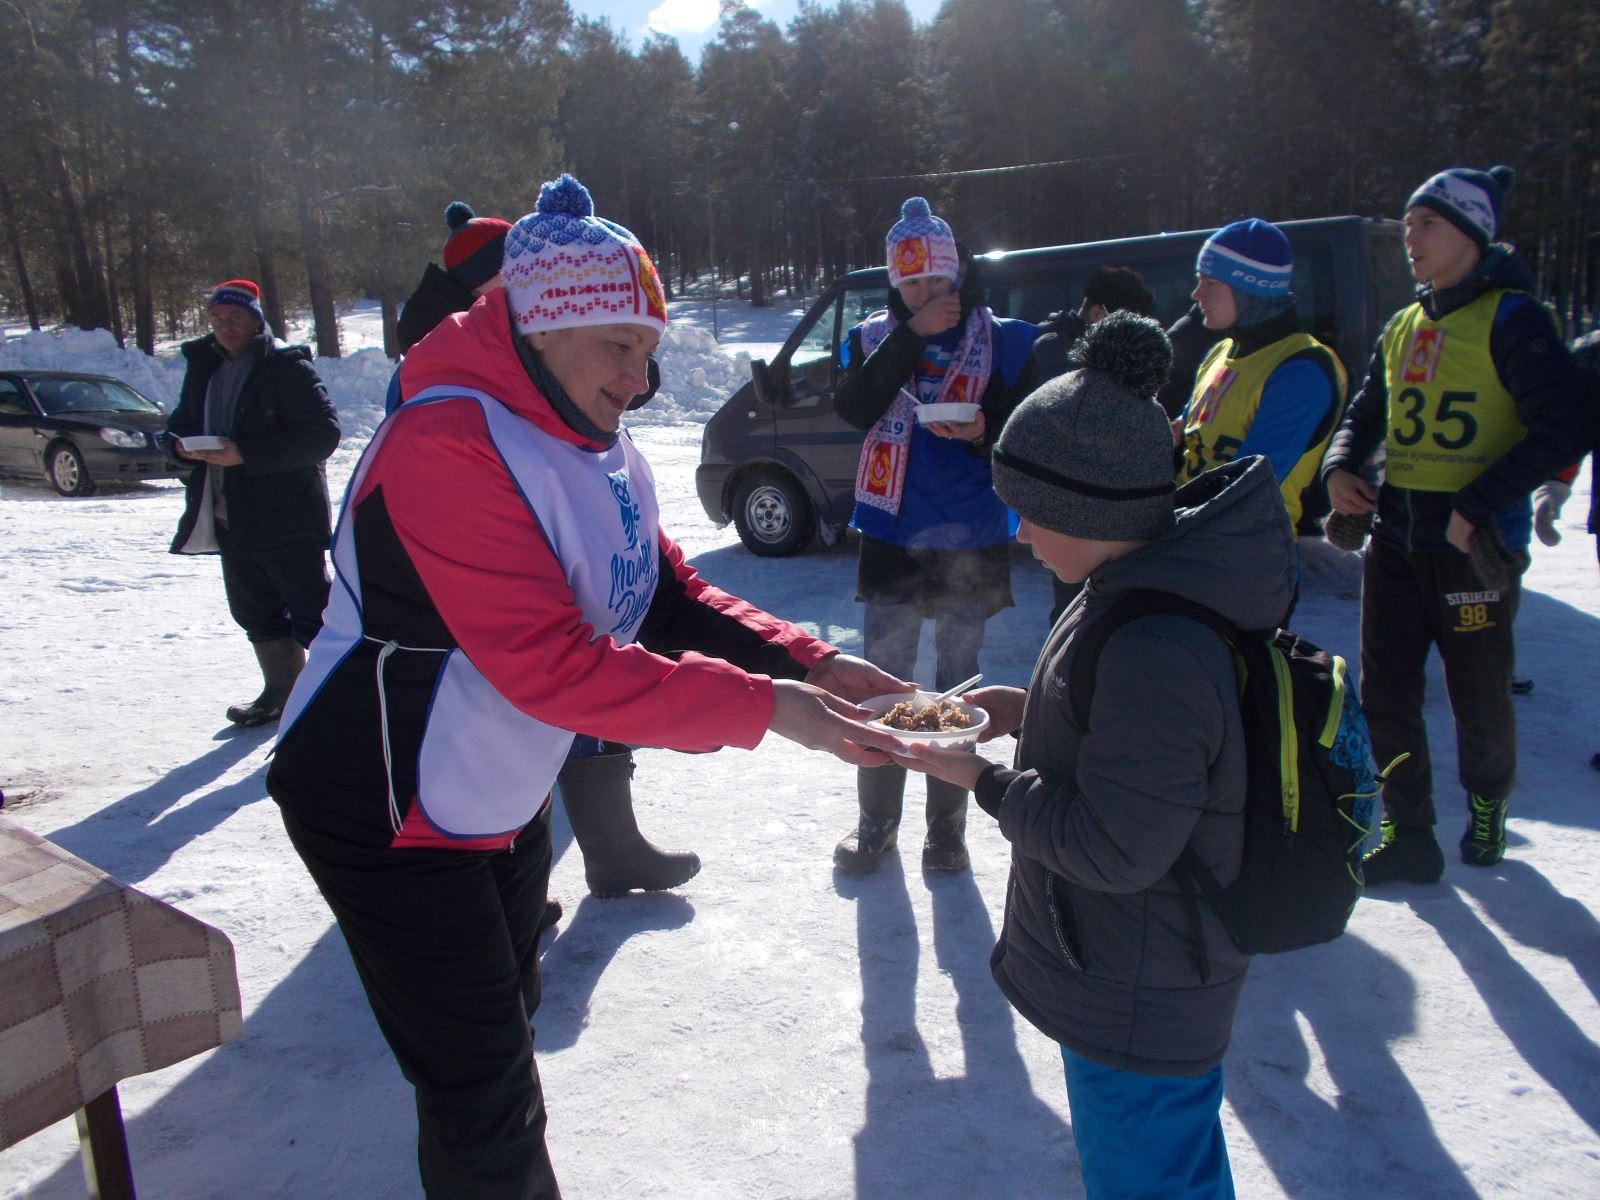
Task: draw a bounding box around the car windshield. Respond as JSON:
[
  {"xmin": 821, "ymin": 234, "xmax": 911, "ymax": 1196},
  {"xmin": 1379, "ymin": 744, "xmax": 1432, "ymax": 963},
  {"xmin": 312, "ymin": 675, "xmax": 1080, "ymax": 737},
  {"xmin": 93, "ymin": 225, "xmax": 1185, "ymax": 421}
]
[{"xmin": 30, "ymin": 377, "xmax": 162, "ymax": 416}]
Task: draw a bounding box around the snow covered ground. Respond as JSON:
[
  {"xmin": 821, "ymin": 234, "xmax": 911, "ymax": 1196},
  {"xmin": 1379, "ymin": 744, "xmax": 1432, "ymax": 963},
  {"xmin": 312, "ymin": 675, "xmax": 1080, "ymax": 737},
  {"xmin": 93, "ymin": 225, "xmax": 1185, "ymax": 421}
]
[{"xmin": 1, "ymin": 296, "xmax": 1597, "ymax": 1199}]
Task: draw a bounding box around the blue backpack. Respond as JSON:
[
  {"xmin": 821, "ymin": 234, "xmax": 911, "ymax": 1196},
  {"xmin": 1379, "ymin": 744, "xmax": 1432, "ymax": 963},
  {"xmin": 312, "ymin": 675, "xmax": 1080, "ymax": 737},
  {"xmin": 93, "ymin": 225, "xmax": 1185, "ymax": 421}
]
[{"xmin": 1069, "ymin": 590, "xmax": 1392, "ymax": 975}]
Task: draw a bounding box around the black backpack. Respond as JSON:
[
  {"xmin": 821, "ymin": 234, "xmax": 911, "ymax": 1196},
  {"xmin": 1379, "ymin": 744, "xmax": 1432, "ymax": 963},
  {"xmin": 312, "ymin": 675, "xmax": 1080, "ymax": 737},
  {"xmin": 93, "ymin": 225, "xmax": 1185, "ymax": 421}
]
[{"xmin": 1068, "ymin": 589, "xmax": 1390, "ymax": 974}]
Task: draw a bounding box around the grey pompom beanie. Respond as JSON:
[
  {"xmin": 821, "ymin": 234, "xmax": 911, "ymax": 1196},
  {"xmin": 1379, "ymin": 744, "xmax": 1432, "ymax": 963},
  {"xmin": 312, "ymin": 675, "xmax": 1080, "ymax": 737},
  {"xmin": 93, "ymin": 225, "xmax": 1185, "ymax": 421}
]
[{"xmin": 992, "ymin": 311, "xmax": 1176, "ymax": 541}]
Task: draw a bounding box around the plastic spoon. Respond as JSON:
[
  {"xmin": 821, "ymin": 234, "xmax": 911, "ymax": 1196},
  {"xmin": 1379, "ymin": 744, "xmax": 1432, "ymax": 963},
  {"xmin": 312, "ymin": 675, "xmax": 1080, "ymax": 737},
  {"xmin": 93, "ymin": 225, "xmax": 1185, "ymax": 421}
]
[{"xmin": 927, "ymin": 673, "xmax": 982, "ymax": 705}]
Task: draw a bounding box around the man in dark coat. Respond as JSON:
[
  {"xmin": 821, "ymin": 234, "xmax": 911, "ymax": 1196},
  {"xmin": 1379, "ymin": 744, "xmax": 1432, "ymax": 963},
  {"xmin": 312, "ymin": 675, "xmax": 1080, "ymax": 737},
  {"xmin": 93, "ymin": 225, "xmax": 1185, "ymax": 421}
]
[
  {"xmin": 1031, "ymin": 264, "xmax": 1156, "ymax": 382},
  {"xmin": 166, "ymin": 279, "xmax": 341, "ymax": 726}
]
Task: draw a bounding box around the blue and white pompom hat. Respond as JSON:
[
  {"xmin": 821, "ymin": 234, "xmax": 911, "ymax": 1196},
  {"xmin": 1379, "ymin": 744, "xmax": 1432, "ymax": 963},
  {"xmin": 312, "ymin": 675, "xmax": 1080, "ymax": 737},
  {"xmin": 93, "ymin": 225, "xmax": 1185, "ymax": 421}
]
[
  {"xmin": 885, "ymin": 196, "xmax": 960, "ymax": 287},
  {"xmin": 1405, "ymin": 165, "xmax": 1516, "ymax": 250},
  {"xmin": 1195, "ymin": 218, "xmax": 1293, "ymax": 298},
  {"xmin": 502, "ymin": 174, "xmax": 668, "ymax": 337}
]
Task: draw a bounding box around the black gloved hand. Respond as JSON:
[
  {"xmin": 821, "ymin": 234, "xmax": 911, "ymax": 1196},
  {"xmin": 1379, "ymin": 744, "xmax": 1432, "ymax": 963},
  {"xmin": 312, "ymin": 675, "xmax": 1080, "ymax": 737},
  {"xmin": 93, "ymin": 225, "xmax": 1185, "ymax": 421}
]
[
  {"xmin": 1467, "ymin": 524, "xmax": 1517, "ymax": 593},
  {"xmin": 1322, "ymin": 510, "xmax": 1372, "ymax": 553}
]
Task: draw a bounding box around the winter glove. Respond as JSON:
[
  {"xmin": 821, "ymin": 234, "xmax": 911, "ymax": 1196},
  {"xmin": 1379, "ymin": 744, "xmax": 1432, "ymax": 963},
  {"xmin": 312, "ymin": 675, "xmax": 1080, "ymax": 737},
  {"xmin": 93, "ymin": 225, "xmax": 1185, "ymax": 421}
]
[
  {"xmin": 1322, "ymin": 510, "xmax": 1372, "ymax": 553},
  {"xmin": 1532, "ymin": 480, "xmax": 1571, "ymax": 547},
  {"xmin": 1467, "ymin": 524, "xmax": 1518, "ymax": 593}
]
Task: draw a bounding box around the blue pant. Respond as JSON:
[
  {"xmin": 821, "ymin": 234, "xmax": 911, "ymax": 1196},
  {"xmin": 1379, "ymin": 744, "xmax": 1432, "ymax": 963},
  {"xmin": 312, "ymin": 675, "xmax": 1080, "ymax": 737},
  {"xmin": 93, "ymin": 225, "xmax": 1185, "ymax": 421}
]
[{"xmin": 1061, "ymin": 1047, "xmax": 1235, "ymax": 1200}]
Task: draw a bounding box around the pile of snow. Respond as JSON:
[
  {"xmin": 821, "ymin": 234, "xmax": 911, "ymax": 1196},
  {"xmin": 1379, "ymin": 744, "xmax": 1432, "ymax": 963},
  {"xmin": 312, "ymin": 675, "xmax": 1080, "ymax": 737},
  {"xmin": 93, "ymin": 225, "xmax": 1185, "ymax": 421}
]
[
  {"xmin": 635, "ymin": 322, "xmax": 753, "ymax": 427},
  {"xmin": 0, "ymin": 303, "xmax": 754, "ymax": 445},
  {"xmin": 0, "ymin": 327, "xmax": 184, "ymax": 410}
]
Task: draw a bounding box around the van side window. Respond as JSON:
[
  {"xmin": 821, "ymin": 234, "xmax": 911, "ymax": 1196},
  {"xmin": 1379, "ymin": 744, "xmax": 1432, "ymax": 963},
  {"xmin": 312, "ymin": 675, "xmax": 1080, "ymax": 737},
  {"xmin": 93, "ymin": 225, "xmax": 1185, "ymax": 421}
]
[
  {"xmin": 788, "ymin": 284, "xmax": 884, "ymax": 406},
  {"xmin": 786, "ymin": 297, "xmax": 840, "ymax": 405}
]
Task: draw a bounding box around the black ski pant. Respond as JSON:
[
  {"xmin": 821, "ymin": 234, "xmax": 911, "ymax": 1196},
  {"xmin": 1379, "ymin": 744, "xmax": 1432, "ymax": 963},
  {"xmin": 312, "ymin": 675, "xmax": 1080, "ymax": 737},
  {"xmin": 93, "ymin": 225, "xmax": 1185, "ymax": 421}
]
[
  {"xmin": 216, "ymin": 524, "xmax": 331, "ymax": 647},
  {"xmin": 1358, "ymin": 536, "xmax": 1524, "ymax": 828},
  {"xmin": 280, "ymin": 807, "xmax": 560, "ymax": 1200}
]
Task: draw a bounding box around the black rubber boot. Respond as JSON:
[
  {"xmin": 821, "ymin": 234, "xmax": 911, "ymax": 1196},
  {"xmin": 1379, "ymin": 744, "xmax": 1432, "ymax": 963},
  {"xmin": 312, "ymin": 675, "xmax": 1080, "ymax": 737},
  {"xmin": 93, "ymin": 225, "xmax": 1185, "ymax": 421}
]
[
  {"xmin": 226, "ymin": 638, "xmax": 305, "ymax": 726},
  {"xmin": 834, "ymin": 764, "xmax": 905, "ymax": 875},
  {"xmin": 1362, "ymin": 821, "xmax": 1445, "ymax": 885},
  {"xmin": 557, "ymin": 745, "xmax": 701, "ymax": 897},
  {"xmin": 922, "ymin": 778, "xmax": 970, "ymax": 873},
  {"xmin": 537, "ymin": 899, "xmax": 562, "ymax": 936}
]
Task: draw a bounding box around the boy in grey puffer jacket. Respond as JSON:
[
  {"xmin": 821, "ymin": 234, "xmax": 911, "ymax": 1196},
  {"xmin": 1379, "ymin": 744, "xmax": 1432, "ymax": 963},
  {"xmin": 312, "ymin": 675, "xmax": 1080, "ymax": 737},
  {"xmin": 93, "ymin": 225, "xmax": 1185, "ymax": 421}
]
[{"xmin": 891, "ymin": 313, "xmax": 1298, "ymax": 1200}]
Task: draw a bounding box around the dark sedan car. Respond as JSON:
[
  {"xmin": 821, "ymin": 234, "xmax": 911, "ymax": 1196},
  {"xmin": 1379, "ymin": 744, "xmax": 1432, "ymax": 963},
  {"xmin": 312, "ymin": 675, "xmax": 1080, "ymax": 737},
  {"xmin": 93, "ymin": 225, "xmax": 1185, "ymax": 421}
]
[{"xmin": 0, "ymin": 370, "xmax": 185, "ymax": 496}]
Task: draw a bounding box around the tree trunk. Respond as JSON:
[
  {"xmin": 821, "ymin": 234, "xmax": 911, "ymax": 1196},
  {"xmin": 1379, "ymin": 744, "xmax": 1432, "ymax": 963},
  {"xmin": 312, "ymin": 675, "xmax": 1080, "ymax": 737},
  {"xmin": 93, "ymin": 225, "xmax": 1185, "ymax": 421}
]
[
  {"xmin": 71, "ymin": 107, "xmax": 115, "ymax": 334},
  {"xmin": 0, "ymin": 176, "xmax": 42, "ymax": 329},
  {"xmin": 42, "ymin": 136, "xmax": 108, "ymax": 329},
  {"xmin": 101, "ymin": 219, "xmax": 126, "ymax": 347},
  {"xmin": 284, "ymin": 0, "xmax": 340, "ymax": 357},
  {"xmin": 380, "ymin": 293, "xmax": 397, "ymax": 360},
  {"xmin": 117, "ymin": 20, "xmax": 154, "ymax": 354},
  {"xmin": 247, "ymin": 164, "xmax": 287, "ymax": 338}
]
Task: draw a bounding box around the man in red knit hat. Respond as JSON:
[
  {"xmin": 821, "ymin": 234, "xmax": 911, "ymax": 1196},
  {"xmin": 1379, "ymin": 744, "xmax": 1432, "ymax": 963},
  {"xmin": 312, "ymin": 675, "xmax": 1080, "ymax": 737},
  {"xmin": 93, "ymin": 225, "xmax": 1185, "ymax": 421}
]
[{"xmin": 166, "ymin": 278, "xmax": 341, "ymax": 726}]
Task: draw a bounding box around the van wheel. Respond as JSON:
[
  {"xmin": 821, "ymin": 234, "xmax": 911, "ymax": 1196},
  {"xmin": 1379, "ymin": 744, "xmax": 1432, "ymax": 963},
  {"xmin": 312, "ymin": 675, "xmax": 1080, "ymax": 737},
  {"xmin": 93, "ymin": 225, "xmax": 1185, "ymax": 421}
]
[{"xmin": 733, "ymin": 469, "xmax": 815, "ymax": 557}]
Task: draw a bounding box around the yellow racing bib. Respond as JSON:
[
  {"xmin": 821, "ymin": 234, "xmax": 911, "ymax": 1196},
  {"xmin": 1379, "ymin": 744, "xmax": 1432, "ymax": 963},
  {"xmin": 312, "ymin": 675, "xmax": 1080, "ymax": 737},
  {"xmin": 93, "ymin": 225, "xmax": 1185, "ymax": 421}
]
[
  {"xmin": 1180, "ymin": 332, "xmax": 1345, "ymax": 528},
  {"xmin": 1379, "ymin": 291, "xmax": 1526, "ymax": 492}
]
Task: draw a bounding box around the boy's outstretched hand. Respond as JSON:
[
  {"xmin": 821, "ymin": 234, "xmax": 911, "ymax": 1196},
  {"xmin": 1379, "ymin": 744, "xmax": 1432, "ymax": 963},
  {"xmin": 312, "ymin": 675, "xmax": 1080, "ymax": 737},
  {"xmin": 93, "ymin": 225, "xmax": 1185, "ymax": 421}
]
[
  {"xmin": 890, "ymin": 742, "xmax": 987, "ymax": 791},
  {"xmin": 965, "ymin": 685, "xmax": 1025, "ymax": 740}
]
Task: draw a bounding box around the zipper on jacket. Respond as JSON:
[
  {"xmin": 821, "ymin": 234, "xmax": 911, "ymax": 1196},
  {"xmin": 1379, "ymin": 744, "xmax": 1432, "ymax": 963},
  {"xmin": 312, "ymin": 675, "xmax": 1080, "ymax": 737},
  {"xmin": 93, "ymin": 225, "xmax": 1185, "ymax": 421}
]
[{"xmin": 1045, "ymin": 872, "xmax": 1082, "ymax": 971}]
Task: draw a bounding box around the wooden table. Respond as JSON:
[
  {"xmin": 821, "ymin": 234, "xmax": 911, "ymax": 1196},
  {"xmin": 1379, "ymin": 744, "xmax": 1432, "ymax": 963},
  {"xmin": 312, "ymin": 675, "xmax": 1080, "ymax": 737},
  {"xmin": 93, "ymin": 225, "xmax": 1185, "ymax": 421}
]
[{"xmin": 0, "ymin": 815, "xmax": 243, "ymax": 1198}]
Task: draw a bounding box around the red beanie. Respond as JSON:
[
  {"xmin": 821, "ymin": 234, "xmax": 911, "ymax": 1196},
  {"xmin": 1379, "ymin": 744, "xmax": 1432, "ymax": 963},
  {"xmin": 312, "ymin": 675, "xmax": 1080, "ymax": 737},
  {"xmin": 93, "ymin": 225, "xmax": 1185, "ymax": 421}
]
[{"xmin": 442, "ymin": 202, "xmax": 511, "ymax": 292}]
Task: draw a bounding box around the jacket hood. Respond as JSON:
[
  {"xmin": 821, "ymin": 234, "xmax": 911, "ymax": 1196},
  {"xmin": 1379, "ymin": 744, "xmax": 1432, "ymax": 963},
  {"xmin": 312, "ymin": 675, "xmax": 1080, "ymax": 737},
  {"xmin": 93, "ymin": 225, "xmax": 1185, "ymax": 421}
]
[
  {"xmin": 398, "ymin": 287, "xmax": 590, "ymax": 447},
  {"xmin": 1096, "ymin": 456, "xmax": 1298, "ymax": 632},
  {"xmin": 1225, "ymin": 305, "xmax": 1302, "ymax": 358},
  {"xmin": 1420, "ymin": 244, "xmax": 1537, "ymax": 319}
]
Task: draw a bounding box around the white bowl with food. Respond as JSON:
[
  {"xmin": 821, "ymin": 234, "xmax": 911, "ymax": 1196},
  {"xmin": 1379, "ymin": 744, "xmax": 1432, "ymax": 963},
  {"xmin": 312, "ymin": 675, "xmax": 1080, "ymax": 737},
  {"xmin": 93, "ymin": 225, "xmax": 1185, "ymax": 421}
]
[
  {"xmin": 915, "ymin": 402, "xmax": 981, "ymax": 426},
  {"xmin": 859, "ymin": 691, "xmax": 990, "ymax": 749}
]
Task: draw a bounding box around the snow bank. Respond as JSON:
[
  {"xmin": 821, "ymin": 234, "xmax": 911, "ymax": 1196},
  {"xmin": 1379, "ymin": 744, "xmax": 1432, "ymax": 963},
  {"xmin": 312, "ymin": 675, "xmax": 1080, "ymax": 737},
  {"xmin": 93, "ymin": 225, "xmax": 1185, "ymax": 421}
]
[{"xmin": 0, "ymin": 310, "xmax": 754, "ymax": 443}]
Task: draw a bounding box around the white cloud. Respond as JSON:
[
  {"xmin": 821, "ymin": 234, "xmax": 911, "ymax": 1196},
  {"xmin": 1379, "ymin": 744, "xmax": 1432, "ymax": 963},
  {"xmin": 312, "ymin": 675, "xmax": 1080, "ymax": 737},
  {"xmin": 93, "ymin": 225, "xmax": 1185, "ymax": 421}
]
[{"xmin": 645, "ymin": 0, "xmax": 721, "ymax": 36}]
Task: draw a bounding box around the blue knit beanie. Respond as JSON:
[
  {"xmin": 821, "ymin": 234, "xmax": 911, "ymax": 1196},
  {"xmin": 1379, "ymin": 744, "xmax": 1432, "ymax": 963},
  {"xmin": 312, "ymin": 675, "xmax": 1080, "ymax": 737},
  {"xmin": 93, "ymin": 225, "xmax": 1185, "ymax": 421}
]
[
  {"xmin": 1196, "ymin": 219, "xmax": 1293, "ymax": 298},
  {"xmin": 1405, "ymin": 166, "xmax": 1516, "ymax": 249}
]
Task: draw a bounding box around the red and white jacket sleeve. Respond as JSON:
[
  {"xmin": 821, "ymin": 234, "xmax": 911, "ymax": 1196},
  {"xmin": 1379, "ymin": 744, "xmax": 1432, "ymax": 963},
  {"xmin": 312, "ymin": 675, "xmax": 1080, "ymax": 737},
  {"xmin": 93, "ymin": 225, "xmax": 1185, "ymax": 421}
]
[{"xmin": 360, "ymin": 399, "xmax": 833, "ymax": 752}]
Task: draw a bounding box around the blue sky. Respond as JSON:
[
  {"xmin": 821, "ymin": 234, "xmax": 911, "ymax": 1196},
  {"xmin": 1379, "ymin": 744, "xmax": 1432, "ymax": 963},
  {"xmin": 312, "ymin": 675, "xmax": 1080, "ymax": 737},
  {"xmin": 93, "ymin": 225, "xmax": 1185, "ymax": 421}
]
[{"xmin": 572, "ymin": 0, "xmax": 945, "ymax": 62}]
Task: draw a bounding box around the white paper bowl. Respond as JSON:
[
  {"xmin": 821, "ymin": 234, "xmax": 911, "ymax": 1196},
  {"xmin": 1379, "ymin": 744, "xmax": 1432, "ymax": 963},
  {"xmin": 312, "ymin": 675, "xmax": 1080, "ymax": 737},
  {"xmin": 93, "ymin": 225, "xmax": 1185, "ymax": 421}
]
[
  {"xmin": 859, "ymin": 691, "xmax": 989, "ymax": 749},
  {"xmin": 915, "ymin": 402, "xmax": 981, "ymax": 426}
]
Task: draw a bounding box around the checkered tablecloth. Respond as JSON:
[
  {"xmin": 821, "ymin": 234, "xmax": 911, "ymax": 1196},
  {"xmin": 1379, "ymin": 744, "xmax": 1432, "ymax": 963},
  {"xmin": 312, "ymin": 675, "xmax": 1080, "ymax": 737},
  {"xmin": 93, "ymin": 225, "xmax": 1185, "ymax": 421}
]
[{"xmin": 0, "ymin": 815, "xmax": 243, "ymax": 1150}]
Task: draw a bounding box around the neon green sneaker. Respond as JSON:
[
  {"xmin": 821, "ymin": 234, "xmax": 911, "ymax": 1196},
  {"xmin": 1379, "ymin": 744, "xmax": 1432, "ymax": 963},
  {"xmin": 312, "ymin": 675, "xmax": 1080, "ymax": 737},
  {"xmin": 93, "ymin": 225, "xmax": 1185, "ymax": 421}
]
[{"xmin": 1460, "ymin": 793, "xmax": 1509, "ymax": 866}]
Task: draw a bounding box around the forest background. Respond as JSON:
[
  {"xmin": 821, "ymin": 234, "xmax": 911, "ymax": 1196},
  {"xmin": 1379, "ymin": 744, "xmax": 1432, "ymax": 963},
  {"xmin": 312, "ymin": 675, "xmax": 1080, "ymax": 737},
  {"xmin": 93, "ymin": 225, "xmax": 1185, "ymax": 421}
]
[{"xmin": 1, "ymin": 0, "xmax": 1596, "ymax": 359}]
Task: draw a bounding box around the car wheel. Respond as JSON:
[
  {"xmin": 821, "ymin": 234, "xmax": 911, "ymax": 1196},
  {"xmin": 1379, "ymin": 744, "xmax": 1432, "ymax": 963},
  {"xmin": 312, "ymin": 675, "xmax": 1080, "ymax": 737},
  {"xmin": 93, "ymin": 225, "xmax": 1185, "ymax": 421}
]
[
  {"xmin": 47, "ymin": 442, "xmax": 94, "ymax": 497},
  {"xmin": 732, "ymin": 469, "xmax": 815, "ymax": 557}
]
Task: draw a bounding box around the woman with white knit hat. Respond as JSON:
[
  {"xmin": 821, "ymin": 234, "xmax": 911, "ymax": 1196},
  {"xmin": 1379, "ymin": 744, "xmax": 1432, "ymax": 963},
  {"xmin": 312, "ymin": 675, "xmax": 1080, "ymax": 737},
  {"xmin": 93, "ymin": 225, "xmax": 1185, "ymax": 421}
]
[{"xmin": 265, "ymin": 175, "xmax": 909, "ymax": 1198}]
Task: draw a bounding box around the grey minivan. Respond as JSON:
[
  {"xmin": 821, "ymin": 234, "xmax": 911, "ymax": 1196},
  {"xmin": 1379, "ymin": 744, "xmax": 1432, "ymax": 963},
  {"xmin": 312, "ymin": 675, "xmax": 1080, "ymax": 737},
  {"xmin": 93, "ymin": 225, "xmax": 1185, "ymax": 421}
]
[{"xmin": 696, "ymin": 215, "xmax": 1414, "ymax": 555}]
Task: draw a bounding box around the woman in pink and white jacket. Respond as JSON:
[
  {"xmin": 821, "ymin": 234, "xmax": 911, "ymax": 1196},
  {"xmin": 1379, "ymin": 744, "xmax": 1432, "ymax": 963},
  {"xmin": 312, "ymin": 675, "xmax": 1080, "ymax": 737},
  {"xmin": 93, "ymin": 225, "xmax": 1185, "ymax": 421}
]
[{"xmin": 267, "ymin": 175, "xmax": 906, "ymax": 1200}]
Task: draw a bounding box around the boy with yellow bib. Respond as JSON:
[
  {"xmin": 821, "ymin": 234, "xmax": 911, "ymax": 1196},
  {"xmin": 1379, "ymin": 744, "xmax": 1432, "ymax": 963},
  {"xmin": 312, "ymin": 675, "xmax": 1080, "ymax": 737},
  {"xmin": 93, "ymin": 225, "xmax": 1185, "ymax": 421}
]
[
  {"xmin": 1178, "ymin": 218, "xmax": 1346, "ymax": 539},
  {"xmin": 1323, "ymin": 165, "xmax": 1585, "ymax": 884}
]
